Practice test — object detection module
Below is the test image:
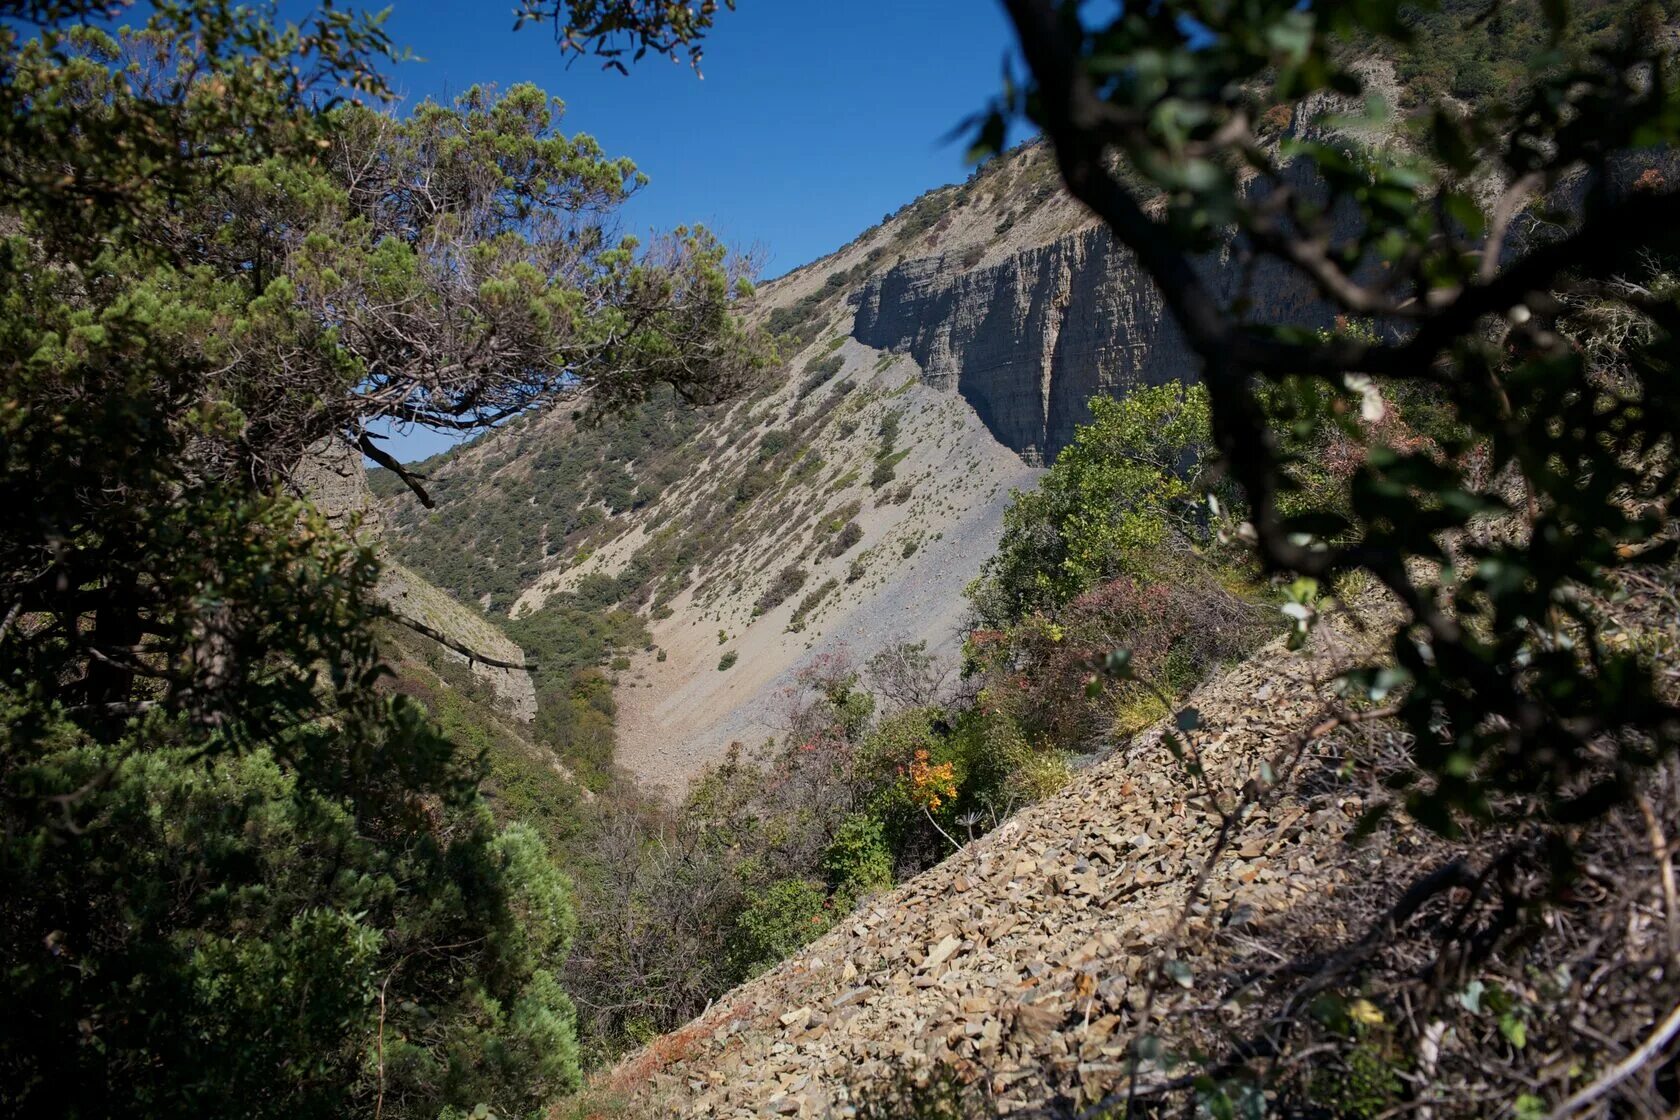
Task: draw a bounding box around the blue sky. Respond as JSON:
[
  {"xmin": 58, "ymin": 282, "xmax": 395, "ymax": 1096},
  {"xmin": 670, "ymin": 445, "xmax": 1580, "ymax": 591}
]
[
  {"xmin": 384, "ymin": 1, "xmax": 1020, "ymax": 277},
  {"xmin": 368, "ymin": 1, "xmax": 1024, "ymax": 461}
]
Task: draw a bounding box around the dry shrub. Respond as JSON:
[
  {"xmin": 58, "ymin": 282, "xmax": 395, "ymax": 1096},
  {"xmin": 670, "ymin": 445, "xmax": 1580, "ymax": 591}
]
[{"xmin": 987, "ymin": 566, "xmax": 1271, "ymax": 749}]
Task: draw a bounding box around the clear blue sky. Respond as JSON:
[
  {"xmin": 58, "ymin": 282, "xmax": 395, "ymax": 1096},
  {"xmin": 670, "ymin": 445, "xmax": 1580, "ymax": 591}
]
[
  {"xmin": 369, "ymin": 1, "xmax": 1024, "ymax": 461},
  {"xmin": 384, "ymin": 1, "xmax": 1020, "ymax": 278}
]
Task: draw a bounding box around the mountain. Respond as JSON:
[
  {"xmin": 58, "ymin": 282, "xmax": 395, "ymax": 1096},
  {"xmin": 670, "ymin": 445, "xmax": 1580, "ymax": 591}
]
[
  {"xmin": 366, "ymin": 102, "xmax": 1369, "ymax": 794},
  {"xmin": 371, "ymin": 139, "xmax": 1097, "ymax": 794},
  {"xmin": 349, "ymin": 19, "xmax": 1680, "ymax": 1114}
]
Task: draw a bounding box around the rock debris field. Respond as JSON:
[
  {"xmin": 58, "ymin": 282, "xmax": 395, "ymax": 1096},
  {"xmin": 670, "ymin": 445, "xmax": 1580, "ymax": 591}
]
[{"xmin": 606, "ymin": 611, "xmax": 1399, "ymax": 1116}]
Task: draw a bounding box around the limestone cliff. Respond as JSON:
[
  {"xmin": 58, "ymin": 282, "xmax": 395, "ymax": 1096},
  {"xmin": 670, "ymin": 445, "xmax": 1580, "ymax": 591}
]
[{"xmin": 851, "ymin": 202, "xmax": 1331, "ymax": 466}]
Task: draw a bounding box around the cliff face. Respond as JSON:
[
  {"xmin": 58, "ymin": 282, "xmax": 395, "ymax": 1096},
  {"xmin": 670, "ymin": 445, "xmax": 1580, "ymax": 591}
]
[
  {"xmin": 297, "ymin": 436, "xmax": 538, "ymax": 721},
  {"xmin": 852, "ymin": 146, "xmax": 1678, "ymax": 466},
  {"xmin": 851, "ymin": 215, "xmax": 1330, "ymax": 465}
]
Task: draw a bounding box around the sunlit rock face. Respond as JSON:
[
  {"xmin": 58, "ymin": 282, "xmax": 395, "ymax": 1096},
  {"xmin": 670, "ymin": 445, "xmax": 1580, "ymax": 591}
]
[
  {"xmin": 852, "ymin": 227, "xmax": 1170, "ymax": 466},
  {"xmin": 851, "ymin": 170, "xmax": 1341, "ymax": 465},
  {"xmin": 854, "ymin": 147, "xmax": 1678, "ymax": 468}
]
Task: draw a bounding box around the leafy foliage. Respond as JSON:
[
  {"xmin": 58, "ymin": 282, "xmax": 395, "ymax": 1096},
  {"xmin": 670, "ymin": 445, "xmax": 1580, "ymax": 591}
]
[
  {"xmin": 0, "ymin": 2, "xmax": 757, "ymax": 1114},
  {"xmin": 971, "ymin": 1, "xmax": 1680, "ymax": 1113},
  {"xmin": 983, "ymin": 0, "xmax": 1680, "ymax": 842},
  {"xmin": 972, "ymin": 384, "xmax": 1213, "ymax": 624},
  {"xmin": 729, "ymin": 879, "xmax": 833, "ymax": 979},
  {"xmin": 513, "ymin": 0, "xmax": 736, "ymax": 74}
]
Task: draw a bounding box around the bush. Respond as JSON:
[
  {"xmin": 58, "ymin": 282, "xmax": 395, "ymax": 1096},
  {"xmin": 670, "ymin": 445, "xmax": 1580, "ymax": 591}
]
[
  {"xmin": 733, "ymin": 468, "xmax": 772, "ymax": 503},
  {"xmin": 797, "ymin": 352, "xmax": 845, "ymax": 399},
  {"xmin": 754, "ymin": 564, "xmax": 808, "ymax": 614},
  {"xmin": 717, "ymin": 650, "xmax": 738, "ymax": 671},
  {"xmin": 828, "ymin": 520, "xmax": 864, "ymax": 556},
  {"xmin": 877, "ymin": 410, "xmax": 902, "ymax": 447},
  {"xmin": 971, "ymin": 383, "xmax": 1213, "ymax": 625},
  {"xmin": 729, "ymin": 879, "xmax": 831, "ymax": 979},
  {"xmin": 756, "ymin": 428, "xmax": 793, "ymax": 461},
  {"xmin": 823, "ymin": 815, "xmax": 895, "ymax": 904},
  {"xmin": 869, "ymin": 460, "xmax": 898, "ymax": 490},
  {"xmin": 788, "ymin": 578, "xmax": 839, "ymax": 630}
]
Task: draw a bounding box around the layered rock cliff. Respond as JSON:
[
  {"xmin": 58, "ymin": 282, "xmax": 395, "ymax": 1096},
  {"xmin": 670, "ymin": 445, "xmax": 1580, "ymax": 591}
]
[{"xmin": 851, "ymin": 202, "xmax": 1332, "ymax": 465}]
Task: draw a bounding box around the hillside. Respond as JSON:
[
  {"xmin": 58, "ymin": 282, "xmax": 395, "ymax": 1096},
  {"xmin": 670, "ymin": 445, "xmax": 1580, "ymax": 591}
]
[
  {"xmin": 371, "ymin": 139, "xmax": 1097, "ymax": 794},
  {"xmin": 367, "ymin": 112, "xmax": 1351, "ymax": 793},
  {"xmin": 602, "ymin": 592, "xmax": 1680, "ymax": 1118},
  {"xmin": 13, "ymin": 1, "xmax": 1680, "ymax": 1117},
  {"xmin": 605, "ymin": 607, "xmax": 1403, "ymax": 1115}
]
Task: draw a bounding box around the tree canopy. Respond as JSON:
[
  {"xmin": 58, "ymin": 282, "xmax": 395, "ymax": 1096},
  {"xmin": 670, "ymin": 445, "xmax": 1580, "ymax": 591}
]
[
  {"xmin": 982, "ymin": 0, "xmax": 1680, "ymax": 836},
  {"xmin": 0, "ymin": 2, "xmax": 752, "ymax": 1115}
]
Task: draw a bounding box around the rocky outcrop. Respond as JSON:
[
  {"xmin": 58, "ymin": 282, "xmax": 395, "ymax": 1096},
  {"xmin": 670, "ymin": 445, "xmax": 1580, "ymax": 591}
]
[
  {"xmin": 851, "ymin": 215, "xmax": 1330, "ymax": 466},
  {"xmin": 297, "ymin": 436, "xmax": 538, "ymax": 721},
  {"xmin": 853, "ymin": 145, "xmax": 1680, "ymax": 466}
]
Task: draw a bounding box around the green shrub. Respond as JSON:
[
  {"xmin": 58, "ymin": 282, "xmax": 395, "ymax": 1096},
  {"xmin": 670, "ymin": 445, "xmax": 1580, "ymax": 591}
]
[
  {"xmin": 797, "ymin": 353, "xmax": 845, "ymax": 399},
  {"xmin": 729, "ymin": 879, "xmax": 831, "ymax": 979},
  {"xmin": 754, "ymin": 564, "xmax": 808, "ymax": 614},
  {"xmin": 828, "ymin": 521, "xmax": 864, "ymax": 556},
  {"xmin": 717, "ymin": 650, "xmax": 738, "ymax": 671},
  {"xmin": 756, "ymin": 428, "xmax": 793, "ymax": 461},
  {"xmin": 877, "ymin": 410, "xmax": 902, "ymax": 447},
  {"xmin": 734, "ymin": 468, "xmax": 772, "ymax": 503},
  {"xmin": 823, "ymin": 815, "xmax": 895, "ymax": 904},
  {"xmin": 788, "ymin": 578, "xmax": 839, "ymax": 630},
  {"xmin": 971, "ymin": 383, "xmax": 1212, "ymax": 625}
]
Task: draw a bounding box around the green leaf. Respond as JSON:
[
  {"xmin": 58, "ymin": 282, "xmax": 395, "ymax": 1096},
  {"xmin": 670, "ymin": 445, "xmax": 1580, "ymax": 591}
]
[{"xmin": 1499, "ymin": 1013, "xmax": 1527, "ymax": 1049}]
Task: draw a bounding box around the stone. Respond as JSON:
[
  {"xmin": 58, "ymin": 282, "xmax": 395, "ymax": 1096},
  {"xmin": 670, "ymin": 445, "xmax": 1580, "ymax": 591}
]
[{"xmin": 923, "ymin": 935, "xmax": 962, "ymax": 970}]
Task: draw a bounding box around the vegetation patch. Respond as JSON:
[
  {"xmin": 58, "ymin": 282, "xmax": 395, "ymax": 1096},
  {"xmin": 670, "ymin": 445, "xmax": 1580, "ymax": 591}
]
[
  {"xmin": 828, "ymin": 520, "xmax": 865, "ymax": 556},
  {"xmin": 787, "ymin": 577, "xmax": 839, "ymax": 631},
  {"xmin": 753, "ymin": 564, "xmax": 809, "ymax": 615}
]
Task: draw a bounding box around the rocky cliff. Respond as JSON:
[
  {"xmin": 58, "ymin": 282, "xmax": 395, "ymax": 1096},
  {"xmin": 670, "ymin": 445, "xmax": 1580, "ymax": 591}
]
[
  {"xmin": 297, "ymin": 436, "xmax": 538, "ymax": 720},
  {"xmin": 851, "ymin": 190, "xmax": 1333, "ymax": 466}
]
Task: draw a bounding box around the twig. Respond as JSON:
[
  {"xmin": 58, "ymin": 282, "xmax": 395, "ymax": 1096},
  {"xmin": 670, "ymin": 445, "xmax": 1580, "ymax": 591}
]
[
  {"xmin": 1547, "ymin": 1000, "xmax": 1680, "ymax": 1120},
  {"xmin": 1637, "ymin": 792, "xmax": 1680, "ymax": 965},
  {"xmin": 924, "ymin": 805, "xmax": 962, "ymax": 852}
]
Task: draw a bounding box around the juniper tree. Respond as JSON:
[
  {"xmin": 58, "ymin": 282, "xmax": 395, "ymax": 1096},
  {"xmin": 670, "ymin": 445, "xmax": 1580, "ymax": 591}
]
[{"xmin": 0, "ymin": 2, "xmax": 751, "ymax": 1115}]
